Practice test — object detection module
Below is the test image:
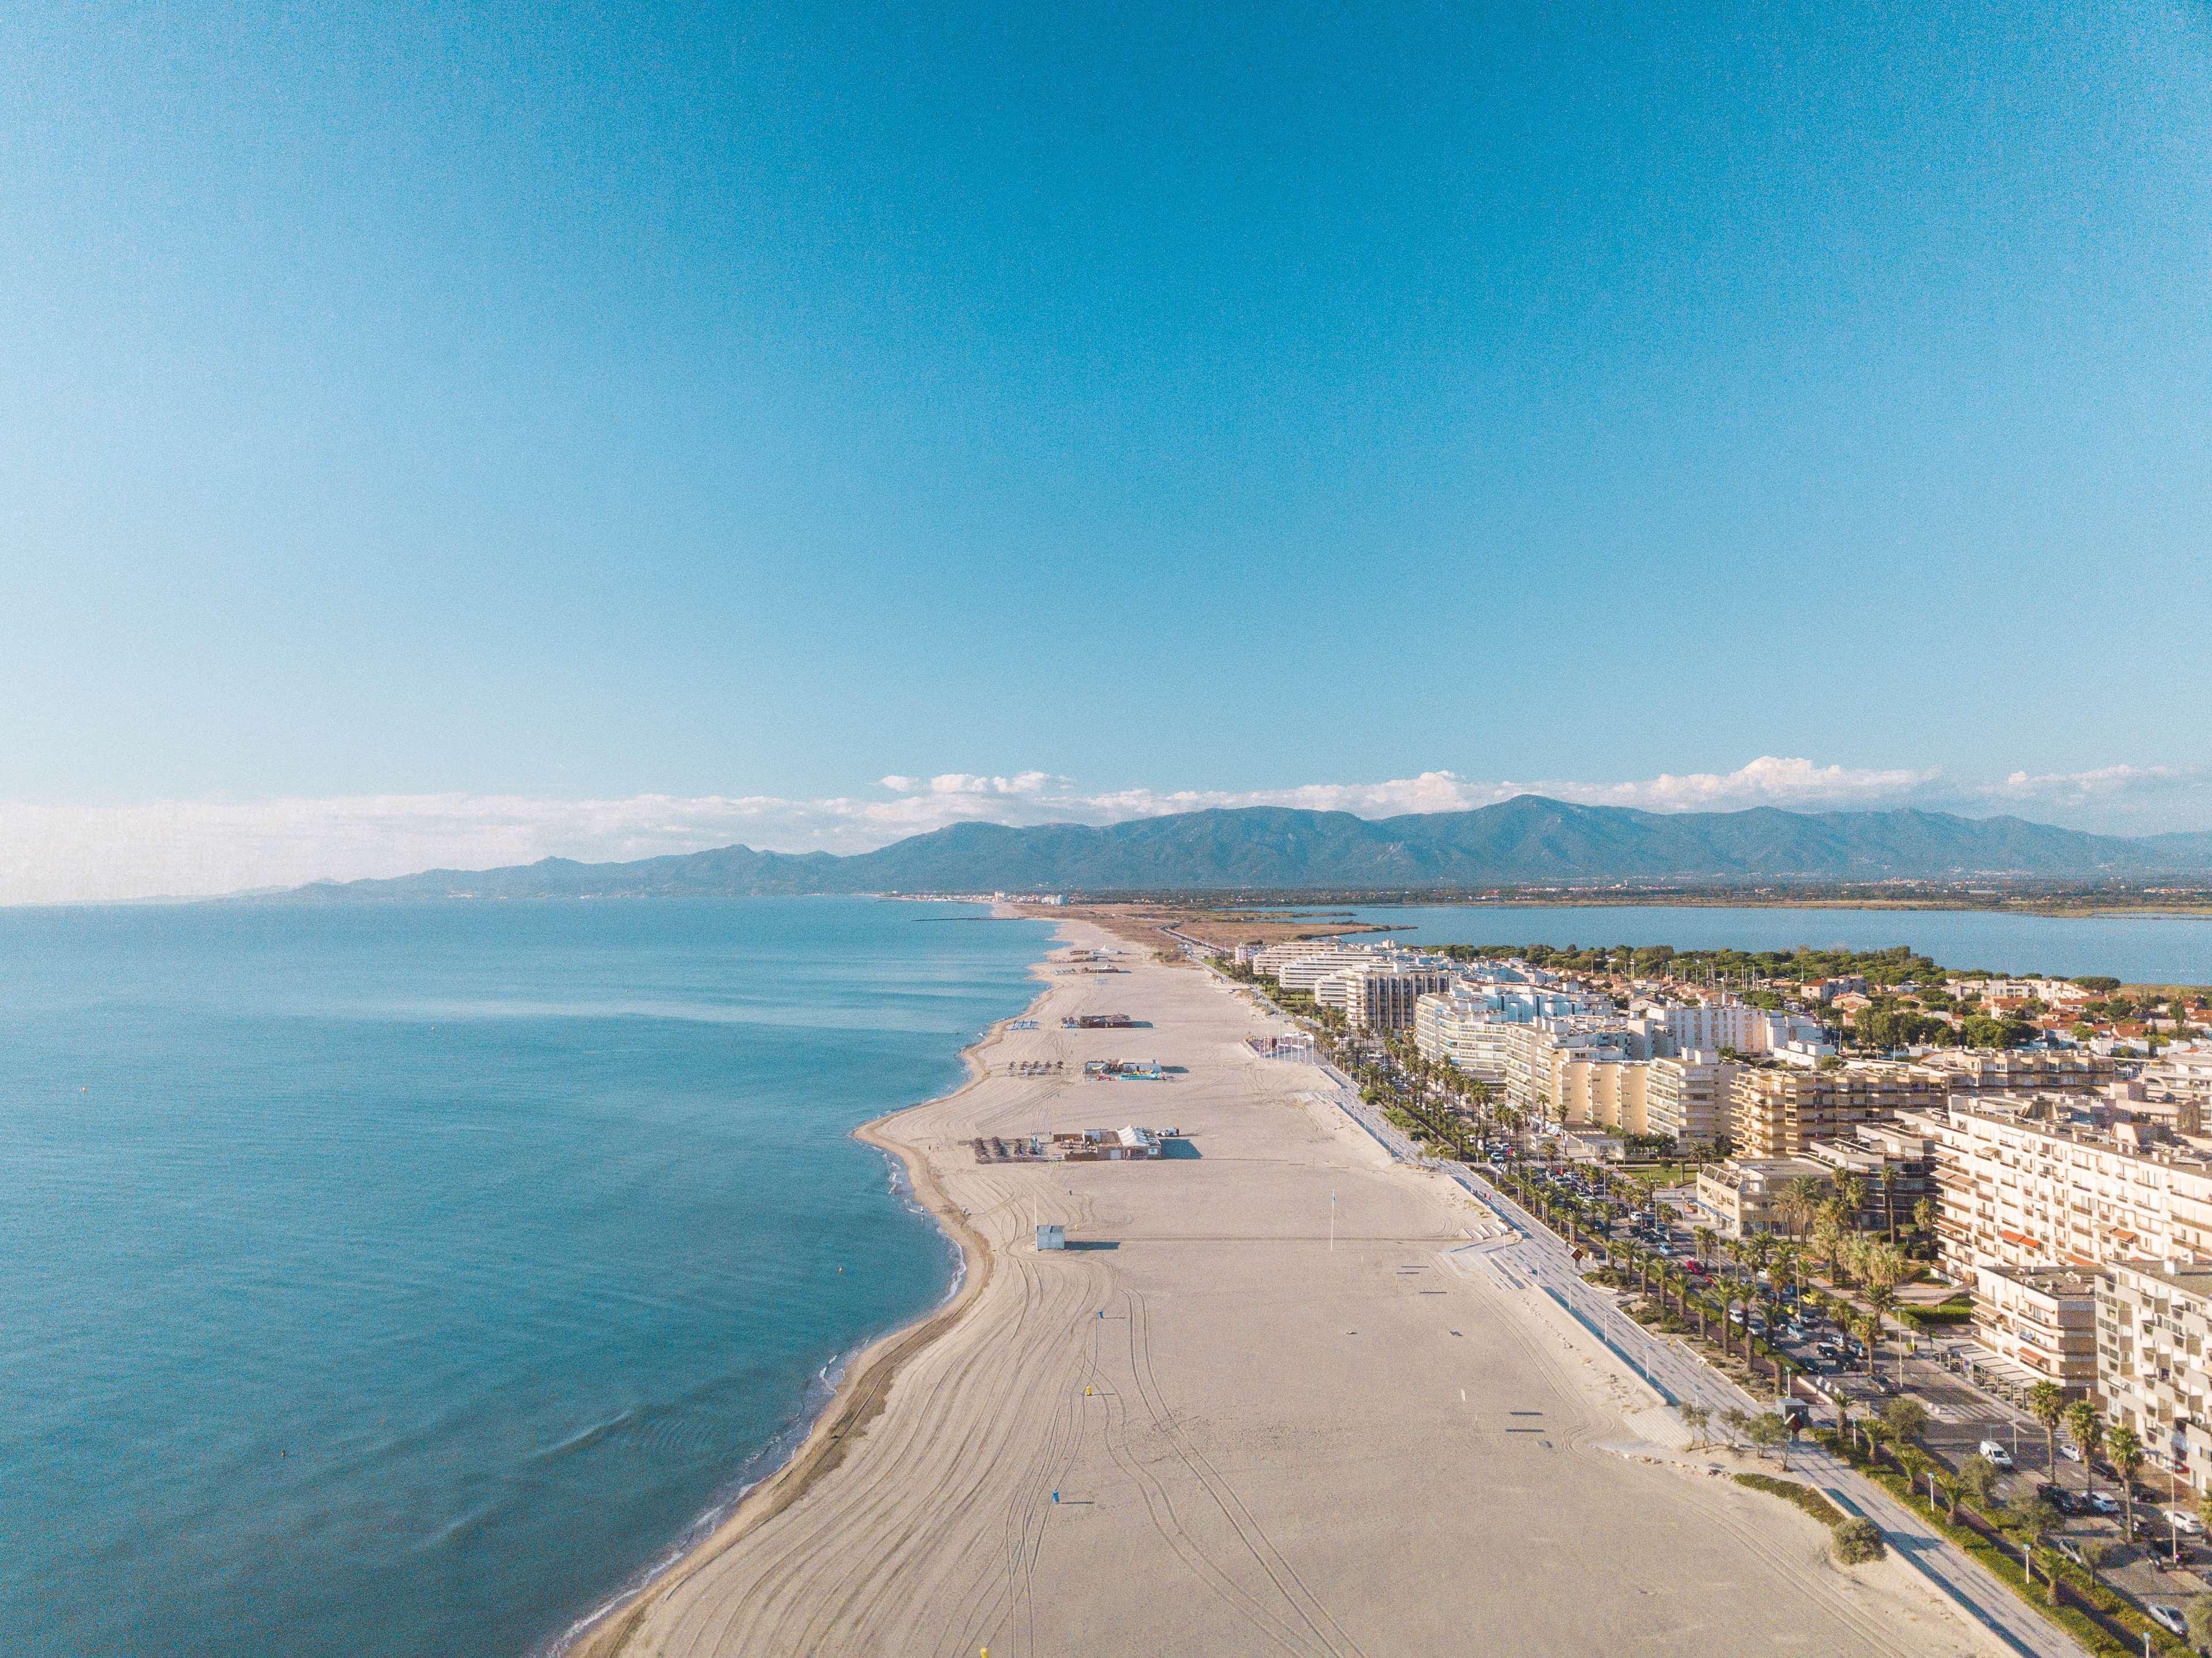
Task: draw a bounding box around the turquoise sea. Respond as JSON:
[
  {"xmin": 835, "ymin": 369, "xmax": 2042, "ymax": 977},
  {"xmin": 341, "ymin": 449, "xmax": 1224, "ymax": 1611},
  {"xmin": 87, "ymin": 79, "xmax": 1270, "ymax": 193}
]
[
  {"xmin": 0, "ymin": 898, "xmax": 1050, "ymax": 1658},
  {"xmin": 1326, "ymin": 903, "xmax": 2212, "ymax": 983}
]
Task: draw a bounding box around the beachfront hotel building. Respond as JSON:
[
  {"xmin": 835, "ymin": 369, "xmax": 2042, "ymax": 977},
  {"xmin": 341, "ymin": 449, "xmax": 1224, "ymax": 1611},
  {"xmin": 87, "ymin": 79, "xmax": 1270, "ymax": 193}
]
[
  {"xmin": 2097, "ymin": 1259, "xmax": 2212, "ymax": 1490},
  {"xmin": 1916, "ymin": 1097, "xmax": 2212, "ymax": 1281}
]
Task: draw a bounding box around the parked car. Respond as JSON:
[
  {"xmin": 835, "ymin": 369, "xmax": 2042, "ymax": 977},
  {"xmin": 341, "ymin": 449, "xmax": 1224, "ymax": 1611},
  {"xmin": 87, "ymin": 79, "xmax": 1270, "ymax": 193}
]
[
  {"xmin": 2035, "ymin": 1483, "xmax": 2082, "ymax": 1516},
  {"xmin": 1683, "ymin": 1259, "xmax": 1706, "ymax": 1275},
  {"xmin": 2086, "ymin": 1491, "xmax": 2118, "ymax": 1516},
  {"xmin": 2054, "ymin": 1537, "xmax": 2086, "ymax": 1568},
  {"xmin": 2149, "ymin": 1604, "xmax": 2188, "ymax": 1637},
  {"xmin": 1979, "ymin": 1440, "xmax": 2014, "ymax": 1470},
  {"xmin": 2168, "ymin": 1507, "xmax": 2205, "ymax": 1535},
  {"xmin": 2058, "ymin": 1443, "xmax": 2082, "ymax": 1462}
]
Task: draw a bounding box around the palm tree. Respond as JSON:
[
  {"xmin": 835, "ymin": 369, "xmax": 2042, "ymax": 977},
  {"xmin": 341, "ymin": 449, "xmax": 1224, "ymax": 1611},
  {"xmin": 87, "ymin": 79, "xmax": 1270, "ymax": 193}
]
[
  {"xmin": 1863, "ymin": 1286, "xmax": 1896, "ymax": 1383},
  {"xmin": 1878, "ymin": 1164, "xmax": 1900, "ymax": 1245},
  {"xmin": 1832, "ymin": 1172, "xmax": 1868, "ymax": 1232},
  {"xmin": 2108, "ymin": 1424, "xmax": 2145, "ymax": 1537},
  {"xmin": 1858, "ymin": 1306, "xmax": 1886, "ymax": 1384},
  {"xmin": 2026, "ymin": 1382, "xmax": 2066, "ymax": 1482},
  {"xmin": 1810, "ymin": 1211, "xmax": 1845, "ymax": 1286},
  {"xmin": 1911, "ymin": 1196, "xmax": 1936, "ymax": 1251},
  {"xmin": 1899, "ymin": 1445, "xmax": 1934, "ymax": 1508},
  {"xmin": 1837, "ymin": 1231, "xmax": 1868, "ymax": 1291},
  {"xmin": 1744, "ymin": 1231, "xmax": 1777, "ymax": 1277},
  {"xmin": 2063, "ymin": 1398, "xmax": 2103, "ymax": 1503}
]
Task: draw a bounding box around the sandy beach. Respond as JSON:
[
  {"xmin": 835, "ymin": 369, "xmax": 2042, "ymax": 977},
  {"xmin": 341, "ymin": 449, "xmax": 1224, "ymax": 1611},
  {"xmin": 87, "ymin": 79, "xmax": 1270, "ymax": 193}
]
[{"xmin": 578, "ymin": 919, "xmax": 1998, "ymax": 1658}]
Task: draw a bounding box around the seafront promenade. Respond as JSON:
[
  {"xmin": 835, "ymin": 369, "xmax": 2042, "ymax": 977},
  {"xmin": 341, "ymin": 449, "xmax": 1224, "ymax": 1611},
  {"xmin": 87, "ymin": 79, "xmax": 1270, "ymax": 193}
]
[
  {"xmin": 581, "ymin": 922, "xmax": 2002, "ymax": 1657},
  {"xmin": 1237, "ymin": 971, "xmax": 2088, "ymax": 1658}
]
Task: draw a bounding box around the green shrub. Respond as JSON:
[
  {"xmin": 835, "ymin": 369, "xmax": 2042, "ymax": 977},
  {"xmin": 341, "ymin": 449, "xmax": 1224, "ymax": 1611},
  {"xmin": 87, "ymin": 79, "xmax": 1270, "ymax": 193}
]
[{"xmin": 1833, "ymin": 1517, "xmax": 1886, "ymax": 1564}]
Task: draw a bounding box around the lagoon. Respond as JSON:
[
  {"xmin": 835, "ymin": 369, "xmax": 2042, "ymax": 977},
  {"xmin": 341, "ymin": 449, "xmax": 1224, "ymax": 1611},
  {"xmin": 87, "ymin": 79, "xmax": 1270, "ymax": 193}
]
[{"xmin": 1327, "ymin": 904, "xmax": 2212, "ymax": 983}]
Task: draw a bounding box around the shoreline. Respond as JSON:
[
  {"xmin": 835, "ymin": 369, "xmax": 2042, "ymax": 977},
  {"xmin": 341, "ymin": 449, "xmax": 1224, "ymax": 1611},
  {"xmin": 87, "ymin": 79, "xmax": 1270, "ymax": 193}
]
[{"xmin": 566, "ymin": 923, "xmax": 1062, "ymax": 1658}]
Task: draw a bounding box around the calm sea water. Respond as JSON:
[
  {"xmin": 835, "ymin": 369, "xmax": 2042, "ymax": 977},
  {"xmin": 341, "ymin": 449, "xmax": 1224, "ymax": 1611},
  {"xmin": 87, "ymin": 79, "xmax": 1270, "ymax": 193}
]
[
  {"xmin": 1330, "ymin": 904, "xmax": 2212, "ymax": 983},
  {"xmin": 0, "ymin": 898, "xmax": 1050, "ymax": 1658}
]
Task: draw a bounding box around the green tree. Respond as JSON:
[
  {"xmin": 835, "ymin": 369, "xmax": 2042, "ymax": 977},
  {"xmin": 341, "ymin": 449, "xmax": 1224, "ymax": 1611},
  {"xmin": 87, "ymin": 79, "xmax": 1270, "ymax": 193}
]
[
  {"xmin": 2075, "ymin": 1537, "xmax": 2113, "ymax": 1589},
  {"xmin": 1747, "ymin": 1411, "xmax": 1789, "ymax": 1469},
  {"xmin": 2003, "ymin": 1495, "xmax": 2060, "ymax": 1602},
  {"xmin": 1956, "ymin": 1453, "xmax": 2002, "ymax": 1516},
  {"xmin": 1678, "ymin": 1402, "xmax": 1710, "ymax": 1449},
  {"xmin": 2026, "ymin": 1381, "xmax": 2066, "ymax": 1478},
  {"xmin": 1882, "ymin": 1396, "xmax": 1930, "ymax": 1447}
]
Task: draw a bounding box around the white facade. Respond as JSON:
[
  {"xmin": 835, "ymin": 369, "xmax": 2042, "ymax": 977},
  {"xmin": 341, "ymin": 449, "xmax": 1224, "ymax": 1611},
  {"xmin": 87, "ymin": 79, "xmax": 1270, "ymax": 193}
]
[{"xmin": 1921, "ymin": 1099, "xmax": 2212, "ymax": 1280}]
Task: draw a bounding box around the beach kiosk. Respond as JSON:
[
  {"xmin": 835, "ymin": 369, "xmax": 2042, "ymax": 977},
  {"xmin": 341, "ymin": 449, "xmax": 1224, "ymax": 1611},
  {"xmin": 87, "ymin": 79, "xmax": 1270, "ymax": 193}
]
[{"xmin": 1036, "ymin": 1222, "xmax": 1066, "ymax": 1251}]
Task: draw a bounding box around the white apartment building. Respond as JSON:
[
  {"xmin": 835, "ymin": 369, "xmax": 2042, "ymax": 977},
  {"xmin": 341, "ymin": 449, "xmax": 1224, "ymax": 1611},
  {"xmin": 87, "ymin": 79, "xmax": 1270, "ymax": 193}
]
[
  {"xmin": 1629, "ymin": 1000, "xmax": 1830, "ymax": 1059},
  {"xmin": 1917, "ymin": 1098, "xmax": 2212, "ymax": 1281},
  {"xmin": 1914, "ymin": 1050, "xmax": 2116, "ymax": 1095},
  {"xmin": 2097, "ymin": 1259, "xmax": 2212, "ymax": 1491},
  {"xmin": 1973, "ymin": 1265, "xmax": 2102, "ymax": 1394},
  {"xmin": 1273, "ymin": 947, "xmax": 1394, "ymax": 992},
  {"xmin": 1498, "ymin": 1017, "xmax": 1644, "ymax": 1118},
  {"xmin": 1948, "ymin": 977, "xmax": 2095, "ymax": 1006},
  {"xmin": 2147, "ymin": 1046, "xmax": 2212, "ymax": 1108},
  {"xmin": 1320, "ymin": 962, "xmax": 1458, "ymax": 1032},
  {"xmin": 1411, "ymin": 985, "xmax": 1608, "ymax": 1073},
  {"xmin": 1645, "ymin": 1055, "xmax": 1736, "ymax": 1145}
]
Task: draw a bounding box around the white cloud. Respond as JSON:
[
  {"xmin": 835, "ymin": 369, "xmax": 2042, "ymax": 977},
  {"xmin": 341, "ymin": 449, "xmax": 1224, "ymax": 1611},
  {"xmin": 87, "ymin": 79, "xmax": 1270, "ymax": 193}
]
[
  {"xmin": 5, "ymin": 756, "xmax": 2205, "ymax": 905},
  {"xmin": 1546, "ymin": 756, "xmax": 1942, "ymax": 813},
  {"xmin": 1985, "ymin": 764, "xmax": 2191, "ymax": 804}
]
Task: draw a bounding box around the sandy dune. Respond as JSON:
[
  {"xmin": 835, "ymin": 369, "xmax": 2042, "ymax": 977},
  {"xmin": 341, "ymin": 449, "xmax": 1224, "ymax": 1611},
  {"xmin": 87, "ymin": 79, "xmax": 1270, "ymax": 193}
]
[{"xmin": 584, "ymin": 921, "xmax": 1993, "ymax": 1658}]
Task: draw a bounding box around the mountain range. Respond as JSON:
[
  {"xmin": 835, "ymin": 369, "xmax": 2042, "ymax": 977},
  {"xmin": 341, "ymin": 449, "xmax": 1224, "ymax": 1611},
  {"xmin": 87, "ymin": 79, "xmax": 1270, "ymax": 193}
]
[{"xmin": 267, "ymin": 796, "xmax": 2212, "ymax": 900}]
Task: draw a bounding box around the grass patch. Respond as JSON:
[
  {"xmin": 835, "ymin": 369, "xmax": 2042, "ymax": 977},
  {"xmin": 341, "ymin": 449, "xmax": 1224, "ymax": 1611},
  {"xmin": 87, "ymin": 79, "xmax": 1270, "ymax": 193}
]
[
  {"xmin": 1899, "ymin": 1304, "xmax": 1974, "ymax": 1327},
  {"xmin": 1733, "ymin": 1472, "xmax": 1846, "ymax": 1528}
]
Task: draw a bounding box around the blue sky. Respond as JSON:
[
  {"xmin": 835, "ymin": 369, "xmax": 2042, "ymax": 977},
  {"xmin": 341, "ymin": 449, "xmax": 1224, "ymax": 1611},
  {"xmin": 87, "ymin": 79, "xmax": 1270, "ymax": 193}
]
[{"xmin": 5, "ymin": 3, "xmax": 2211, "ymax": 898}]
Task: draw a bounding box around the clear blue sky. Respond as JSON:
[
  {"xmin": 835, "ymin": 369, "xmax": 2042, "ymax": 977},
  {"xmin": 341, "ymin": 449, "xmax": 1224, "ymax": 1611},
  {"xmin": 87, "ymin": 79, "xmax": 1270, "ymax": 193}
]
[{"xmin": 5, "ymin": 3, "xmax": 2210, "ymax": 841}]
